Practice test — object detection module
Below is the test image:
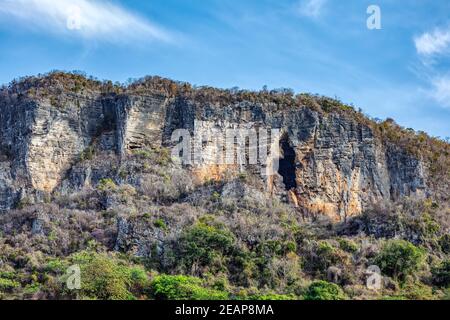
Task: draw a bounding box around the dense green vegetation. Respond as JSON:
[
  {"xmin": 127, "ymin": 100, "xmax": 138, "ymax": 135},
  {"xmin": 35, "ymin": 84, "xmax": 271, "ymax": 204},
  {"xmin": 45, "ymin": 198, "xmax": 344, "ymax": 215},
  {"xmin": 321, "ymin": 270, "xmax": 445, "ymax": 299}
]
[
  {"xmin": 1, "ymin": 186, "xmax": 448, "ymax": 300},
  {"xmin": 432, "ymin": 260, "xmax": 450, "ymax": 288},
  {"xmin": 304, "ymin": 281, "xmax": 347, "ymax": 300},
  {"xmin": 150, "ymin": 275, "xmax": 228, "ymax": 300},
  {"xmin": 374, "ymin": 240, "xmax": 426, "ymax": 281}
]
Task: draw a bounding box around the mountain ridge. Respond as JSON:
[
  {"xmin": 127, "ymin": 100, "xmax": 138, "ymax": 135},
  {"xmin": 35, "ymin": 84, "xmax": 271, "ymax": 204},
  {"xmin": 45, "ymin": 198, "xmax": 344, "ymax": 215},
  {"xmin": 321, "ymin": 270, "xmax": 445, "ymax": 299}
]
[
  {"xmin": 0, "ymin": 71, "xmax": 448, "ymax": 217},
  {"xmin": 0, "ymin": 71, "xmax": 448, "ymax": 300}
]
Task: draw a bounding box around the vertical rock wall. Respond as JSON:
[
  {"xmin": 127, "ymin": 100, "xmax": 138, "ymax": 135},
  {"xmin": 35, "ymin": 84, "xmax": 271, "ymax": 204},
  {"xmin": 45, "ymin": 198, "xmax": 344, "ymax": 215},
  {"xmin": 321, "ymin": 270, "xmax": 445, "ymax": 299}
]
[{"xmin": 0, "ymin": 86, "xmax": 428, "ymax": 220}]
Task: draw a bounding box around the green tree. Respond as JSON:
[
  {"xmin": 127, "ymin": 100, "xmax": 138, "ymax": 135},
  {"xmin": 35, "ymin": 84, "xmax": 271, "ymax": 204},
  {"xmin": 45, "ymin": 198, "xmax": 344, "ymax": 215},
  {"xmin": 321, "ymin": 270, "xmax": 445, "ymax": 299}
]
[
  {"xmin": 304, "ymin": 281, "xmax": 347, "ymax": 300},
  {"xmin": 432, "ymin": 260, "xmax": 450, "ymax": 288},
  {"xmin": 374, "ymin": 240, "xmax": 425, "ymax": 280},
  {"xmin": 69, "ymin": 251, "xmax": 149, "ymax": 300},
  {"xmin": 150, "ymin": 275, "xmax": 228, "ymax": 300},
  {"xmin": 179, "ymin": 220, "xmax": 235, "ymax": 271}
]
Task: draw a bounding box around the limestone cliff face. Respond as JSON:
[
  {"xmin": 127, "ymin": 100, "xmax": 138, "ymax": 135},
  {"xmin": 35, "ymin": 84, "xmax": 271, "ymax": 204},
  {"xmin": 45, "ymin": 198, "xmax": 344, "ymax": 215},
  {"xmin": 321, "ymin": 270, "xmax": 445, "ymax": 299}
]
[
  {"xmin": 0, "ymin": 90, "xmax": 116, "ymax": 206},
  {"xmin": 0, "ymin": 76, "xmax": 428, "ymax": 220},
  {"xmin": 160, "ymin": 101, "xmax": 427, "ymax": 221}
]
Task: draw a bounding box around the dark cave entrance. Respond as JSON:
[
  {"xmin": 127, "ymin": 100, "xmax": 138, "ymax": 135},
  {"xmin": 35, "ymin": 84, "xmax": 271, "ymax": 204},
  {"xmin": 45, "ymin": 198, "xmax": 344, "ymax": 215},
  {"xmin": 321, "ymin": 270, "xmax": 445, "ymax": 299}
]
[{"xmin": 278, "ymin": 135, "xmax": 297, "ymax": 190}]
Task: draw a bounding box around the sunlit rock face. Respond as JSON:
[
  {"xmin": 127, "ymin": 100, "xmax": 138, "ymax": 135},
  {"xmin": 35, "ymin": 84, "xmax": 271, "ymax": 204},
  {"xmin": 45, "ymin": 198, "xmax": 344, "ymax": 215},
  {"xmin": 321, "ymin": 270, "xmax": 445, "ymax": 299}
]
[{"xmin": 0, "ymin": 75, "xmax": 427, "ymax": 220}]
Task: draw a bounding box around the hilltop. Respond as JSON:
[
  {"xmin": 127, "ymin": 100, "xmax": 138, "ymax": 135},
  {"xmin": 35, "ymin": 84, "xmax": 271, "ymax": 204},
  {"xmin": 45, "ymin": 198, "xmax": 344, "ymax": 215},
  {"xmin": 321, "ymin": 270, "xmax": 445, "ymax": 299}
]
[{"xmin": 0, "ymin": 71, "xmax": 448, "ymax": 300}]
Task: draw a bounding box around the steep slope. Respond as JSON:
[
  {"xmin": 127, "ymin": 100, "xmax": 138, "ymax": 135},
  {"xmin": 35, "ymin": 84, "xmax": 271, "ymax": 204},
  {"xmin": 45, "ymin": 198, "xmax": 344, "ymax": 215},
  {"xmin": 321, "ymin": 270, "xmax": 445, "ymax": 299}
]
[
  {"xmin": 0, "ymin": 72, "xmax": 448, "ymax": 300},
  {"xmin": 0, "ymin": 72, "xmax": 442, "ymax": 220}
]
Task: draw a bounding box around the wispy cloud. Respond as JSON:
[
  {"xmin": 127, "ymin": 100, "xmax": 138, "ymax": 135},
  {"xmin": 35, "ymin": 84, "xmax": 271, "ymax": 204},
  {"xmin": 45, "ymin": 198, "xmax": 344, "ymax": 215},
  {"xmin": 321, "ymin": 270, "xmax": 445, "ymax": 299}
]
[
  {"xmin": 297, "ymin": 0, "xmax": 327, "ymax": 18},
  {"xmin": 0, "ymin": 0, "xmax": 172, "ymax": 44},
  {"xmin": 429, "ymin": 75, "xmax": 450, "ymax": 109},
  {"xmin": 414, "ymin": 26, "xmax": 450, "ymax": 57},
  {"xmin": 413, "ymin": 25, "xmax": 450, "ymax": 109}
]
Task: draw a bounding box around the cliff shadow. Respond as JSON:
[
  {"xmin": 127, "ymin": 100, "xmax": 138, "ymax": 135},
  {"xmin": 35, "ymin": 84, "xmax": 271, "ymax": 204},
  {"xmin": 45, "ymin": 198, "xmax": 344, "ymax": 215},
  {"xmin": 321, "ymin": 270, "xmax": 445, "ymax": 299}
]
[{"xmin": 278, "ymin": 134, "xmax": 297, "ymax": 190}]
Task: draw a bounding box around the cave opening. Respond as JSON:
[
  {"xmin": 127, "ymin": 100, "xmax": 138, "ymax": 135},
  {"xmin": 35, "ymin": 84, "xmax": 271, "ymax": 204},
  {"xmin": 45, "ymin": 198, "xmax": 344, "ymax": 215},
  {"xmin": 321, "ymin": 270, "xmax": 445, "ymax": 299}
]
[{"xmin": 278, "ymin": 135, "xmax": 297, "ymax": 190}]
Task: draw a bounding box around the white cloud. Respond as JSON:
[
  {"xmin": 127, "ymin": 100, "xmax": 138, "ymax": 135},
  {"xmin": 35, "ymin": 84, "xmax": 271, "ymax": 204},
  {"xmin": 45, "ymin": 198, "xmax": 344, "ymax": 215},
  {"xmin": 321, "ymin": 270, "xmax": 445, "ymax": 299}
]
[
  {"xmin": 0, "ymin": 0, "xmax": 172, "ymax": 43},
  {"xmin": 414, "ymin": 26, "xmax": 450, "ymax": 56},
  {"xmin": 413, "ymin": 26, "xmax": 450, "ymax": 110},
  {"xmin": 429, "ymin": 76, "xmax": 450, "ymax": 108},
  {"xmin": 297, "ymin": 0, "xmax": 327, "ymax": 18}
]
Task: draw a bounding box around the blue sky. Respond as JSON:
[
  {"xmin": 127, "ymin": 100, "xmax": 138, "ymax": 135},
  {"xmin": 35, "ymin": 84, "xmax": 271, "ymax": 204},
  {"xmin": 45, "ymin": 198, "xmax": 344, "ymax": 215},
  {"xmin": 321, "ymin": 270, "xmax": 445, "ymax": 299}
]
[{"xmin": 0, "ymin": 0, "xmax": 449, "ymax": 138}]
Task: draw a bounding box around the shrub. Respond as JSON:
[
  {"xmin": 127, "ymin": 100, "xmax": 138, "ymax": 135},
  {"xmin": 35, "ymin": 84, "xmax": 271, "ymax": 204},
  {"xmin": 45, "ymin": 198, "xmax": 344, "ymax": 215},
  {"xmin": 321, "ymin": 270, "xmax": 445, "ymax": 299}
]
[
  {"xmin": 150, "ymin": 275, "xmax": 228, "ymax": 300},
  {"xmin": 132, "ymin": 149, "xmax": 152, "ymax": 159},
  {"xmin": 178, "ymin": 221, "xmax": 235, "ymax": 271},
  {"xmin": 153, "ymin": 218, "xmax": 167, "ymax": 230},
  {"xmin": 127, "ymin": 266, "xmax": 150, "ymax": 294},
  {"xmin": 97, "ymin": 178, "xmax": 117, "ymax": 192},
  {"xmin": 338, "ymin": 238, "xmax": 359, "ymax": 253},
  {"xmin": 256, "ymin": 240, "xmax": 297, "ymax": 257},
  {"xmin": 79, "ymin": 146, "xmax": 95, "ymax": 161},
  {"xmin": 302, "ymin": 240, "xmax": 350, "ymax": 276},
  {"xmin": 0, "ymin": 278, "xmax": 20, "ymax": 292},
  {"xmin": 249, "ymin": 240, "xmax": 301, "ymax": 289},
  {"xmin": 400, "ymin": 281, "xmax": 434, "ymax": 300},
  {"xmin": 24, "ymin": 282, "xmax": 41, "ymax": 296},
  {"xmin": 374, "ymin": 240, "xmax": 425, "ymax": 280},
  {"xmin": 155, "ymin": 147, "xmax": 172, "ymax": 166},
  {"xmin": 432, "ymin": 260, "xmax": 450, "ymax": 288},
  {"xmin": 68, "ymin": 251, "xmax": 148, "ymax": 300},
  {"xmin": 439, "ymin": 234, "xmax": 450, "ymax": 254},
  {"xmin": 442, "ymin": 288, "xmax": 450, "ymax": 300},
  {"xmin": 303, "ymin": 281, "xmax": 347, "ymax": 300},
  {"xmin": 45, "ymin": 258, "xmax": 67, "ymax": 273}
]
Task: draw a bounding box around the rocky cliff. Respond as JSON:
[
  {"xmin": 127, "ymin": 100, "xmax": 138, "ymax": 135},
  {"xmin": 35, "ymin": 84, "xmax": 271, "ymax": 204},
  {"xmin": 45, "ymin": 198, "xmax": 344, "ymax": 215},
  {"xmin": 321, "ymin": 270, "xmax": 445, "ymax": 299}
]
[
  {"xmin": 0, "ymin": 72, "xmax": 441, "ymax": 221},
  {"xmin": 0, "ymin": 72, "xmax": 449, "ymax": 301}
]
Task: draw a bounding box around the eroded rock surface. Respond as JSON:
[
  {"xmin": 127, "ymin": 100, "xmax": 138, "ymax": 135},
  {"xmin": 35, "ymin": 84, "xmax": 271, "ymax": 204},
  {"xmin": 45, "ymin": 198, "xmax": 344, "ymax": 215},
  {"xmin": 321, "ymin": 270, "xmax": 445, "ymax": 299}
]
[{"xmin": 0, "ymin": 75, "xmax": 429, "ymax": 220}]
